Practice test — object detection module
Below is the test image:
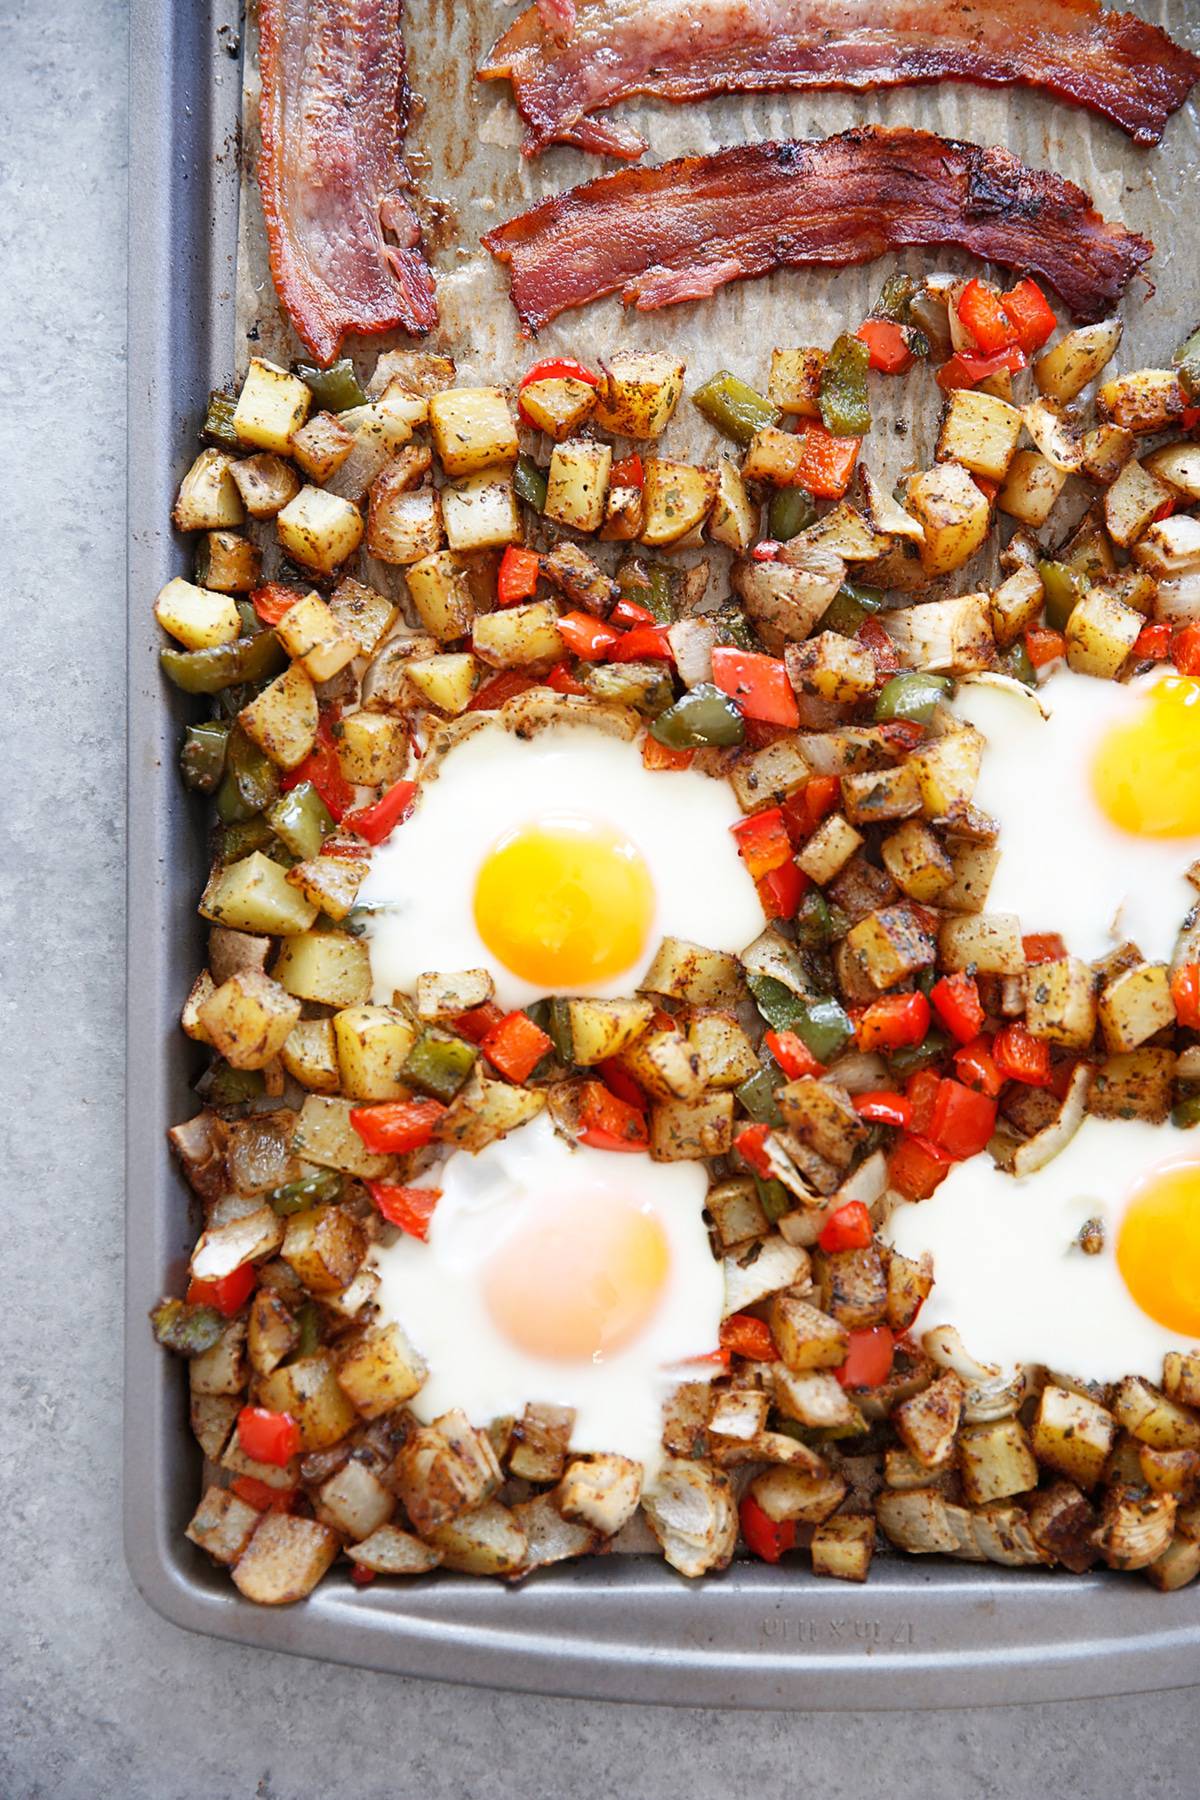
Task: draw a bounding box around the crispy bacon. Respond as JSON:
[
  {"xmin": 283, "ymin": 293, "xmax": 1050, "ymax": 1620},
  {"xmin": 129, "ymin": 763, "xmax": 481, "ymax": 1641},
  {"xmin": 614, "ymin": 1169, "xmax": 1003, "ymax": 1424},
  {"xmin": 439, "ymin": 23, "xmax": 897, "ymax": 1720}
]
[
  {"xmin": 479, "ymin": 0, "xmax": 1200, "ymax": 158},
  {"xmin": 258, "ymin": 0, "xmax": 437, "ymax": 365},
  {"xmin": 483, "ymin": 129, "xmax": 1153, "ymax": 332}
]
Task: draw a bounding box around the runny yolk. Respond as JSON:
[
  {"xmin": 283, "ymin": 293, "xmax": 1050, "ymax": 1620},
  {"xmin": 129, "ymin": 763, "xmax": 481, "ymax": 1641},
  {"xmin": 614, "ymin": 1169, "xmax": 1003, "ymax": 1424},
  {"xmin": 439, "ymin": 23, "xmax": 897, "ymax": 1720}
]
[
  {"xmin": 473, "ymin": 817, "xmax": 654, "ymax": 988},
  {"xmin": 1117, "ymin": 1161, "xmax": 1200, "ymax": 1334},
  {"xmin": 1091, "ymin": 677, "xmax": 1200, "ymax": 838},
  {"xmin": 485, "ymin": 1193, "xmax": 670, "ymax": 1361}
]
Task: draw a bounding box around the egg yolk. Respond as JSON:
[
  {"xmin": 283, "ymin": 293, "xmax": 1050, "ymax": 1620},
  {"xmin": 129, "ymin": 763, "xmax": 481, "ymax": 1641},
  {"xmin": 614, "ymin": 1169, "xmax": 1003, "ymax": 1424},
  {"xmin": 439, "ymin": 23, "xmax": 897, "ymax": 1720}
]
[
  {"xmin": 1091, "ymin": 677, "xmax": 1200, "ymax": 838},
  {"xmin": 1117, "ymin": 1161, "xmax": 1200, "ymax": 1334},
  {"xmin": 485, "ymin": 1193, "xmax": 670, "ymax": 1361},
  {"xmin": 473, "ymin": 817, "xmax": 654, "ymax": 988}
]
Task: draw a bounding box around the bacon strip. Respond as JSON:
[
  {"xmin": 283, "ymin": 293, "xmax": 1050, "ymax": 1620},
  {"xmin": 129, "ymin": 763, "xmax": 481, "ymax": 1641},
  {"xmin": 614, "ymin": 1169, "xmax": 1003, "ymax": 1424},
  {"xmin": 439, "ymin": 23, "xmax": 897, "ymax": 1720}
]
[
  {"xmin": 258, "ymin": 0, "xmax": 437, "ymax": 366},
  {"xmin": 483, "ymin": 129, "xmax": 1153, "ymax": 332},
  {"xmin": 480, "ymin": 0, "xmax": 1200, "ymax": 158}
]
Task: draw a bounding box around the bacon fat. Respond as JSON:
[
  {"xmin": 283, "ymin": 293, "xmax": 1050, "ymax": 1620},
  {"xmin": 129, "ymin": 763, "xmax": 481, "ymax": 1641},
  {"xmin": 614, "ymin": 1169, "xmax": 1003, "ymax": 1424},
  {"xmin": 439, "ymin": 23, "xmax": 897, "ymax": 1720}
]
[
  {"xmin": 479, "ymin": 0, "xmax": 1199, "ymax": 158},
  {"xmin": 483, "ymin": 129, "xmax": 1153, "ymax": 332},
  {"xmin": 258, "ymin": 0, "xmax": 437, "ymax": 365}
]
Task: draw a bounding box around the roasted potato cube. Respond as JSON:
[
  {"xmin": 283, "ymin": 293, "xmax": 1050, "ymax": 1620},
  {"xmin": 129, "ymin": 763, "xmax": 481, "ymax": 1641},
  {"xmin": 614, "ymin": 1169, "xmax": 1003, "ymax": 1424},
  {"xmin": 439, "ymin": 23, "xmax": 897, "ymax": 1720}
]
[
  {"xmin": 1145, "ymin": 1534, "xmax": 1200, "ymax": 1592},
  {"xmin": 795, "ymin": 814, "xmax": 862, "ymax": 885},
  {"xmin": 769, "ymin": 1294, "xmax": 849, "ymax": 1371},
  {"xmin": 442, "ymin": 471, "xmax": 522, "ymax": 552},
  {"xmin": 276, "ymin": 484, "xmax": 364, "ymax": 574},
  {"xmin": 1163, "ymin": 1350, "xmax": 1200, "ymax": 1410},
  {"xmin": 893, "ymin": 1372, "xmax": 964, "ymax": 1469},
  {"xmin": 1113, "ymin": 1376, "xmax": 1200, "ymax": 1450},
  {"xmin": 741, "ymin": 425, "xmax": 808, "ymax": 486},
  {"xmin": 1034, "ymin": 317, "xmax": 1121, "ymax": 403},
  {"xmin": 201, "ymin": 852, "xmax": 319, "ymax": 937},
  {"xmin": 840, "ymin": 763, "xmax": 922, "ymax": 827},
  {"xmin": 937, "ymin": 389, "xmax": 1022, "ymax": 481},
  {"xmin": 1088, "ymin": 1047, "xmax": 1176, "ymax": 1122},
  {"xmin": 275, "ymin": 591, "xmax": 359, "ymax": 683},
  {"xmin": 316, "ymin": 1458, "xmax": 395, "ymax": 1540},
  {"xmin": 939, "ymin": 837, "xmax": 1000, "ymax": 914},
  {"xmin": 1024, "ymin": 956, "xmax": 1098, "ymax": 1049},
  {"xmin": 428, "ymin": 387, "xmax": 517, "ymax": 476},
  {"xmin": 566, "ymin": 996, "xmax": 655, "ymax": 1065},
  {"xmin": 273, "ymin": 931, "xmax": 372, "ymax": 1007},
  {"xmin": 649, "ymin": 1092, "xmax": 734, "ymax": 1161},
  {"xmin": 472, "ymin": 599, "xmax": 564, "ymax": 668},
  {"xmin": 558, "ymin": 1454, "xmax": 643, "ymax": 1536},
  {"xmin": 817, "ymin": 1244, "xmax": 887, "ymax": 1328},
  {"xmin": 796, "ymin": 503, "xmax": 889, "ymax": 564},
  {"xmin": 247, "ymin": 1288, "xmax": 300, "ymax": 1377},
  {"xmin": 1065, "ymin": 589, "xmax": 1143, "ymax": 679},
  {"xmin": 592, "ymin": 351, "xmax": 685, "ymax": 439},
  {"xmin": 289, "ymin": 409, "xmax": 355, "ymax": 482},
  {"xmin": 188, "ymin": 1317, "xmax": 248, "ymax": 1398},
  {"xmin": 1145, "ymin": 440, "xmax": 1200, "ymax": 501},
  {"xmin": 729, "ymin": 737, "xmax": 811, "ymax": 813},
  {"xmin": 786, "ymin": 632, "xmax": 876, "ymax": 706},
  {"xmin": 773, "ymin": 1366, "xmax": 862, "ymax": 1432},
  {"xmin": 908, "ymin": 463, "xmax": 991, "ymax": 576},
  {"xmin": 1031, "ymin": 1384, "xmax": 1115, "ymax": 1486},
  {"xmin": 939, "ymin": 912, "xmax": 1025, "ymax": 976},
  {"xmin": 154, "ymin": 577, "xmax": 240, "ymax": 650},
  {"xmin": 1098, "ymin": 367, "xmax": 1188, "ymax": 435},
  {"xmin": 237, "ymin": 663, "xmax": 319, "ymax": 771},
  {"xmin": 687, "ymin": 1012, "xmax": 758, "ymax": 1089},
  {"xmin": 642, "ymin": 936, "xmax": 743, "ymax": 1006},
  {"xmin": 293, "ymin": 1094, "xmax": 394, "ymax": 1180},
  {"xmin": 844, "ymin": 903, "xmax": 937, "ymax": 991},
  {"xmin": 347, "ymin": 1524, "xmax": 442, "ymax": 1575},
  {"xmin": 232, "ymin": 1513, "xmax": 340, "ymax": 1604},
  {"xmin": 989, "ymin": 566, "xmax": 1045, "ymax": 645},
  {"xmin": 405, "ymin": 550, "xmax": 474, "ymax": 641},
  {"xmin": 959, "ymin": 1419, "xmax": 1038, "ymax": 1504},
  {"xmin": 909, "ymin": 726, "xmax": 983, "ymax": 817},
  {"xmin": 998, "ymin": 450, "xmax": 1067, "ymax": 528},
  {"xmin": 285, "ymin": 856, "xmax": 369, "ymax": 925},
  {"xmin": 257, "ymin": 1350, "xmax": 360, "ymax": 1449},
  {"xmin": 187, "ymin": 1486, "xmax": 261, "ymax": 1566},
  {"xmin": 198, "ymin": 970, "xmax": 301, "ymax": 1070},
  {"xmin": 332, "ymin": 1004, "xmax": 419, "ymax": 1100},
  {"xmin": 1099, "ymin": 962, "xmax": 1174, "ymax": 1052},
  {"xmin": 1081, "ymin": 423, "xmax": 1135, "ymax": 486},
  {"xmin": 336, "ymin": 1322, "xmax": 426, "ymax": 1417},
  {"xmin": 767, "ymin": 345, "xmax": 825, "ymax": 417},
  {"xmin": 620, "ymin": 1026, "xmax": 707, "ymax": 1101},
  {"xmin": 640, "ymin": 460, "xmax": 717, "ymax": 547},
  {"xmin": 415, "ymin": 968, "xmax": 494, "ymax": 1021},
  {"xmin": 393, "ymin": 1409, "xmax": 503, "ymax": 1535},
  {"xmin": 428, "ymin": 1499, "xmax": 528, "ymax": 1576},
  {"xmin": 1133, "ymin": 513, "xmax": 1200, "ymax": 580},
  {"xmin": 518, "ymin": 374, "xmax": 597, "ymax": 440},
  {"xmin": 1103, "ymin": 458, "xmax": 1175, "ymax": 549},
  {"xmin": 885, "ymin": 1247, "xmax": 933, "ymax": 1331},
  {"xmin": 435, "ymin": 1065, "xmax": 546, "ymax": 1152},
  {"xmin": 232, "ymin": 358, "xmax": 311, "ymax": 453},
  {"xmin": 196, "ymin": 529, "xmax": 261, "ymax": 595},
  {"xmin": 334, "ymin": 710, "xmax": 407, "ymax": 787},
  {"xmin": 328, "ymin": 576, "xmax": 397, "ymax": 656},
  {"xmin": 706, "ymin": 1176, "xmax": 769, "ymax": 1250},
  {"xmin": 404, "ymin": 652, "xmax": 479, "ymax": 716},
  {"xmin": 173, "ymin": 448, "xmax": 245, "ymax": 531},
  {"xmin": 880, "ymin": 819, "xmax": 954, "ymax": 902},
  {"xmin": 777, "ymin": 1078, "xmax": 866, "ymax": 1170},
  {"xmin": 810, "ymin": 1513, "xmax": 876, "ymax": 1583},
  {"xmin": 707, "ymin": 457, "xmax": 758, "ymax": 552},
  {"xmin": 508, "ymin": 1402, "xmax": 575, "ymax": 1482},
  {"xmin": 544, "ymin": 438, "xmax": 612, "ymax": 533},
  {"xmin": 280, "ymin": 1207, "xmax": 366, "ymax": 1298}
]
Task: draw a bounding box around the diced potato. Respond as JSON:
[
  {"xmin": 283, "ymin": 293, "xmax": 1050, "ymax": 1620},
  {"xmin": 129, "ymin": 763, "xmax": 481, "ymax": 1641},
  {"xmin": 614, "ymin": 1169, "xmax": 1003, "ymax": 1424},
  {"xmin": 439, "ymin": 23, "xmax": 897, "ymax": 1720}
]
[
  {"xmin": 879, "ymin": 819, "xmax": 953, "ymax": 902},
  {"xmin": 566, "ymin": 996, "xmax": 655, "ymax": 1065},
  {"xmin": 769, "ymin": 1295, "xmax": 849, "ymax": 1371},
  {"xmin": 347, "ymin": 1524, "xmax": 442, "ymax": 1575},
  {"xmin": 229, "ymin": 452, "xmax": 300, "ymax": 520},
  {"xmin": 998, "ymin": 450, "xmax": 1067, "ymax": 528},
  {"xmin": 729, "ymin": 737, "xmax": 811, "ymax": 813},
  {"xmin": 1113, "ymin": 1375, "xmax": 1200, "ymax": 1450},
  {"xmin": 937, "ymin": 389, "xmax": 1022, "ymax": 481},
  {"xmin": 558, "ymin": 1454, "xmax": 643, "ymax": 1536},
  {"xmin": 415, "ymin": 968, "xmax": 494, "ymax": 1020},
  {"xmin": 741, "ymin": 425, "xmax": 808, "ymax": 487},
  {"xmin": 886, "ymin": 1247, "xmax": 933, "ymax": 1330},
  {"xmin": 441, "ymin": 469, "xmax": 522, "ymax": 552},
  {"xmin": 1163, "ymin": 1351, "xmax": 1200, "ymax": 1410},
  {"xmin": 332, "ymin": 710, "xmax": 405, "ymax": 788},
  {"xmin": 1088, "ymin": 1046, "xmax": 1176, "ymax": 1122},
  {"xmin": 959, "ymin": 1419, "xmax": 1038, "ymax": 1505},
  {"xmin": 273, "ymin": 931, "xmax": 372, "ymax": 1007},
  {"xmin": 687, "ymin": 1012, "xmax": 758, "ymax": 1089},
  {"xmin": 939, "ymin": 837, "xmax": 999, "ymax": 913},
  {"xmin": 1145, "ymin": 1535, "xmax": 1200, "ymax": 1592},
  {"xmin": 810, "ymin": 1514, "xmax": 876, "ymax": 1583},
  {"xmin": 649, "ymin": 1093, "xmax": 734, "ymax": 1161},
  {"xmin": 598, "ymin": 481, "xmax": 643, "ymax": 542},
  {"xmin": 989, "ymin": 567, "xmax": 1044, "ymax": 646},
  {"xmin": 285, "ymin": 856, "xmax": 368, "ymax": 924},
  {"xmin": 520, "ymin": 375, "xmax": 597, "ymax": 440},
  {"xmin": 707, "ymin": 457, "xmax": 758, "ymax": 552},
  {"xmin": 1144, "ymin": 441, "xmax": 1200, "ymax": 502},
  {"xmin": 154, "ymin": 577, "xmax": 240, "ymax": 651},
  {"xmin": 279, "ymin": 1207, "xmax": 366, "ymax": 1299},
  {"xmin": 1024, "ymin": 956, "xmax": 1098, "ymax": 1049},
  {"xmin": 883, "ymin": 593, "xmax": 995, "ymax": 674},
  {"xmin": 336, "ymin": 1322, "xmax": 426, "ymax": 1417},
  {"xmin": 778, "ymin": 1077, "xmax": 867, "ymax": 1170},
  {"xmin": 939, "ymin": 911, "xmax": 1024, "ymax": 975},
  {"xmin": 707, "ymin": 1176, "xmax": 769, "ymax": 1249},
  {"xmin": 293, "ymin": 1094, "xmax": 395, "ymax": 1179},
  {"xmin": 817, "ymin": 1243, "xmax": 887, "ymax": 1327},
  {"xmin": 772, "ymin": 1365, "xmax": 861, "ymax": 1432},
  {"xmin": 1081, "ymin": 424, "xmax": 1135, "ymax": 486},
  {"xmin": 908, "ymin": 463, "xmax": 991, "ymax": 576},
  {"xmin": 508, "ymin": 1402, "xmax": 575, "ymax": 1482},
  {"xmin": 187, "ymin": 1486, "xmax": 261, "ymax": 1567},
  {"xmin": 472, "ymin": 600, "xmax": 564, "ymax": 668},
  {"xmin": 188, "ymin": 1317, "xmax": 248, "ymax": 1398},
  {"xmin": 173, "ymin": 448, "xmax": 245, "ymax": 531},
  {"xmin": 315, "ymin": 1459, "xmax": 395, "ymax": 1541},
  {"xmin": 393, "ymin": 1409, "xmax": 503, "ymax": 1535},
  {"xmin": 233, "ymin": 358, "xmax": 312, "ymax": 453},
  {"xmin": 544, "ymin": 438, "xmax": 612, "ymax": 533},
  {"xmin": 429, "ymin": 387, "xmax": 518, "ymax": 476},
  {"xmin": 795, "ymin": 503, "xmax": 889, "ymax": 564},
  {"xmin": 1098, "ymin": 367, "xmax": 1189, "ymax": 435},
  {"xmin": 1099, "ymin": 962, "xmax": 1174, "ymax": 1053},
  {"xmin": 1065, "ymin": 589, "xmax": 1143, "ymax": 679},
  {"xmin": 232, "ymin": 1513, "xmax": 340, "ymax": 1605},
  {"xmin": 843, "ymin": 903, "xmax": 937, "ymax": 991},
  {"xmin": 1031, "ymin": 1385, "xmax": 1115, "ymax": 1485},
  {"xmin": 642, "ymin": 936, "xmax": 743, "ymax": 1005},
  {"xmin": 1103, "ymin": 458, "xmax": 1175, "ymax": 550},
  {"xmin": 786, "ymin": 632, "xmax": 876, "ymax": 705},
  {"xmin": 200, "ymin": 852, "xmax": 318, "ymax": 937},
  {"xmin": 237, "ymin": 663, "xmax": 319, "ymax": 771},
  {"xmin": 1035, "ymin": 317, "xmax": 1122, "ymax": 402},
  {"xmin": 428, "ymin": 1500, "xmax": 529, "ymax": 1576},
  {"xmin": 403, "ymin": 653, "xmax": 479, "ymax": 716},
  {"xmin": 619, "ymin": 1026, "xmax": 706, "ymax": 1102},
  {"xmin": 893, "ymin": 1372, "xmax": 964, "ymax": 1469},
  {"xmin": 274, "ymin": 591, "xmax": 358, "ymax": 683},
  {"xmin": 768, "ymin": 346, "xmax": 825, "ymax": 418},
  {"xmin": 328, "ymin": 577, "xmax": 397, "ymax": 656},
  {"xmin": 289, "ymin": 410, "xmax": 355, "ymax": 484},
  {"xmin": 276, "ymin": 485, "xmax": 364, "ymax": 574},
  {"xmin": 592, "ymin": 351, "xmax": 685, "ymax": 439},
  {"xmin": 247, "ymin": 1288, "xmax": 299, "ymax": 1377},
  {"xmin": 198, "ymin": 970, "xmax": 301, "ymax": 1070},
  {"xmin": 640, "ymin": 460, "xmax": 717, "ymax": 547},
  {"xmin": 797, "ymin": 813, "xmax": 863, "ymax": 884},
  {"xmin": 404, "ymin": 550, "xmax": 474, "ymax": 641},
  {"xmin": 435, "ymin": 1064, "xmax": 545, "ymax": 1152},
  {"xmin": 331, "ymin": 1004, "xmax": 418, "ymax": 1100},
  {"xmin": 197, "ymin": 529, "xmax": 261, "ymax": 595},
  {"xmin": 367, "ymin": 478, "xmax": 443, "ymax": 565}
]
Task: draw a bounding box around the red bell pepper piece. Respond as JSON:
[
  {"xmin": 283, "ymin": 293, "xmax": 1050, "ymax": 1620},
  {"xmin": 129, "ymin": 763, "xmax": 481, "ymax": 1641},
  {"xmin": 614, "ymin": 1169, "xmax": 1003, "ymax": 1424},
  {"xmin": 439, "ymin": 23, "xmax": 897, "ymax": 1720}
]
[
  {"xmin": 953, "ymin": 1035, "xmax": 1004, "ymax": 1099},
  {"xmin": 1170, "ymin": 963, "xmax": 1200, "ymax": 1030},
  {"xmin": 518, "ymin": 355, "xmax": 599, "ymax": 391},
  {"xmin": 496, "ymin": 545, "xmax": 540, "ymax": 606},
  {"xmin": 608, "ymin": 623, "xmax": 673, "ymax": 662},
  {"xmin": 857, "ymin": 613, "xmax": 901, "ymax": 680},
  {"xmin": 556, "ymin": 611, "xmax": 622, "ymax": 660},
  {"xmin": 481, "ymin": 1010, "xmax": 552, "ymax": 1083},
  {"xmin": 856, "ymin": 317, "xmax": 914, "ymax": 374},
  {"xmin": 740, "ymin": 1493, "xmax": 796, "ymax": 1563},
  {"xmin": 877, "ymin": 719, "xmax": 926, "ymax": 755},
  {"xmin": 743, "ymin": 718, "xmax": 793, "ymax": 752},
  {"xmin": 791, "ymin": 422, "xmax": 861, "ymax": 499},
  {"xmin": 719, "ymin": 1313, "xmax": 778, "ymax": 1360},
  {"xmin": 888, "ymin": 1133, "xmax": 953, "ymax": 1201},
  {"xmin": 730, "ymin": 806, "xmax": 793, "ymax": 880},
  {"xmin": 642, "ymin": 735, "xmax": 695, "ymax": 772},
  {"xmin": 350, "ymin": 1097, "xmax": 446, "ymax": 1154},
  {"xmin": 734, "ymin": 1122, "xmax": 774, "ymax": 1179},
  {"xmin": 765, "ymin": 1029, "xmax": 824, "ymax": 1080},
  {"xmin": 819, "ymin": 1200, "xmax": 874, "ymax": 1252},
  {"xmin": 543, "ymin": 660, "xmax": 589, "ymax": 696},
  {"xmin": 1024, "ymin": 626, "xmax": 1067, "ymax": 668},
  {"xmin": 610, "ymin": 452, "xmax": 644, "ymax": 488},
  {"xmin": 1134, "ymin": 623, "xmax": 1172, "ymax": 661},
  {"xmin": 936, "ymin": 346, "xmax": 1026, "ymax": 392},
  {"xmin": 237, "ymin": 1406, "xmax": 301, "ymax": 1467},
  {"xmin": 366, "ymin": 1180, "xmax": 442, "ymax": 1241},
  {"xmin": 857, "ymin": 991, "xmax": 931, "ymax": 1053},
  {"xmin": 928, "ymin": 1078, "xmax": 997, "ymax": 1158},
  {"xmin": 279, "ymin": 713, "xmax": 354, "ymax": 821},
  {"xmin": 350, "ymin": 1562, "xmax": 377, "ymax": 1586},
  {"xmin": 186, "ymin": 1263, "xmax": 257, "ymax": 1317},
  {"xmin": 781, "ymin": 774, "xmax": 842, "ymax": 843},
  {"xmin": 467, "ymin": 669, "xmax": 536, "ymax": 712},
  {"xmin": 250, "ymin": 582, "xmax": 302, "ymax": 626},
  {"xmin": 756, "ymin": 860, "xmax": 807, "ymax": 921},
  {"xmin": 1002, "ymin": 278, "xmax": 1057, "ymax": 355},
  {"xmin": 1173, "ymin": 623, "xmax": 1200, "ymax": 677},
  {"xmin": 852, "ymin": 1090, "xmax": 912, "ymax": 1129},
  {"xmin": 577, "ymin": 1080, "xmax": 649, "ymax": 1152},
  {"xmin": 610, "ymin": 596, "xmax": 656, "ymax": 628},
  {"xmin": 1022, "ymin": 932, "xmax": 1067, "ymax": 965},
  {"xmin": 905, "ymin": 1068, "xmax": 943, "ymax": 1134},
  {"xmin": 930, "ymin": 971, "xmax": 985, "ymax": 1044},
  {"xmin": 231, "ymin": 1475, "xmax": 296, "ymax": 1513},
  {"xmin": 597, "ymin": 1061, "xmax": 648, "ymax": 1111},
  {"xmin": 993, "ymin": 1022, "xmax": 1052, "ymax": 1086},
  {"xmin": 750, "ymin": 539, "xmax": 781, "ymax": 561},
  {"xmin": 835, "ymin": 1324, "xmax": 895, "ymax": 1390},
  {"xmin": 453, "ymin": 1000, "xmax": 506, "ymax": 1043},
  {"xmin": 956, "ymin": 278, "xmax": 1017, "ymax": 355},
  {"xmin": 343, "ymin": 778, "xmax": 418, "ymax": 846},
  {"xmin": 710, "ymin": 646, "xmax": 800, "ymax": 727}
]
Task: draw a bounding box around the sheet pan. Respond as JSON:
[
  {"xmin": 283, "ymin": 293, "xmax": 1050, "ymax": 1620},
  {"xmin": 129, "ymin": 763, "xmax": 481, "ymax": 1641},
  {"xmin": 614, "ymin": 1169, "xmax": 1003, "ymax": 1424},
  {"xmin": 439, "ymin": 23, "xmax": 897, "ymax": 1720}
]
[{"xmin": 126, "ymin": 0, "xmax": 1200, "ymax": 1705}]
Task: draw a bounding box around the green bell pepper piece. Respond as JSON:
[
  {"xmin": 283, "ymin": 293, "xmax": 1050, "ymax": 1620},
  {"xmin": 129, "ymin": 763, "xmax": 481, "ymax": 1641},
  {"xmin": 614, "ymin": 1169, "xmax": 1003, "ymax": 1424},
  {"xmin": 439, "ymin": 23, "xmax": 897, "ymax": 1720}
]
[
  {"xmin": 709, "ymin": 603, "xmax": 759, "ymax": 653},
  {"xmin": 1172, "ymin": 325, "xmax": 1200, "ymax": 401},
  {"xmin": 819, "ymin": 334, "xmax": 872, "ymax": 438},
  {"xmin": 820, "ymin": 581, "xmax": 884, "ymax": 637},
  {"xmin": 269, "ymin": 1168, "xmax": 343, "ymax": 1216},
  {"xmin": 294, "ymin": 357, "xmax": 367, "ymax": 412},
  {"xmin": 206, "ymin": 1065, "xmax": 267, "ymax": 1109},
  {"xmin": 161, "ymin": 630, "xmax": 285, "ymax": 695},
  {"xmin": 213, "ymin": 816, "xmax": 278, "ymax": 864},
  {"xmin": 296, "ymin": 1300, "xmax": 322, "ymax": 1357},
  {"xmin": 745, "ymin": 972, "xmax": 807, "ymax": 1034},
  {"xmin": 872, "ymin": 274, "xmax": 917, "ymax": 323},
  {"xmin": 753, "ymin": 1173, "xmax": 792, "ymax": 1223},
  {"xmin": 793, "ymin": 889, "xmax": 834, "ymax": 948},
  {"xmin": 149, "ymin": 1299, "xmax": 226, "ymax": 1356},
  {"xmin": 267, "ymin": 781, "xmax": 334, "ymax": 859},
  {"xmin": 692, "ymin": 371, "xmax": 781, "ymax": 446},
  {"xmin": 1038, "ymin": 560, "xmax": 1090, "ymax": 631},
  {"xmin": 1172, "ymin": 1095, "xmax": 1200, "ymax": 1129},
  {"xmin": 202, "ymin": 390, "xmax": 240, "ymax": 450},
  {"xmin": 1000, "ymin": 639, "xmax": 1037, "ymax": 687},
  {"xmin": 767, "ymin": 487, "xmax": 818, "ymax": 542},
  {"xmin": 874, "ymin": 671, "xmax": 952, "ymax": 726},
  {"xmin": 650, "ymin": 683, "xmax": 745, "ymax": 750},
  {"xmin": 403, "ymin": 1028, "xmax": 477, "ymax": 1101},
  {"xmin": 217, "ymin": 726, "xmax": 280, "ymax": 824},
  {"xmin": 792, "ymin": 995, "xmax": 854, "ymax": 1064},
  {"xmin": 735, "ymin": 1064, "xmax": 785, "ymax": 1127},
  {"xmin": 887, "ymin": 1025, "xmax": 952, "ymax": 1079},
  {"xmin": 514, "ymin": 453, "xmax": 548, "ymax": 512},
  {"xmin": 180, "ymin": 720, "xmax": 230, "ymax": 794}
]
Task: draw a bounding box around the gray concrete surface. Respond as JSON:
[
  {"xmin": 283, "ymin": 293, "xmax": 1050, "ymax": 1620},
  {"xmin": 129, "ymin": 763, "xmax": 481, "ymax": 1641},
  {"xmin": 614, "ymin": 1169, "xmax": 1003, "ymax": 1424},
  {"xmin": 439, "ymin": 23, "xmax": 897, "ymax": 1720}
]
[{"xmin": 0, "ymin": 3, "xmax": 1197, "ymax": 1795}]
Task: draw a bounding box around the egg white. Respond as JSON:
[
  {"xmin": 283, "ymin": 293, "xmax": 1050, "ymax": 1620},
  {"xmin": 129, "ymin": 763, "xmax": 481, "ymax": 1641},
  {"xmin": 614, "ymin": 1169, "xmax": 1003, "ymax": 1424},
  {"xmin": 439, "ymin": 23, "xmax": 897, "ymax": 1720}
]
[
  {"xmin": 884, "ymin": 1117, "xmax": 1200, "ymax": 1381},
  {"xmin": 950, "ymin": 669, "xmax": 1198, "ymax": 963},
  {"xmin": 358, "ymin": 720, "xmax": 764, "ymax": 1009},
  {"xmin": 369, "ymin": 1112, "xmax": 724, "ymax": 1480}
]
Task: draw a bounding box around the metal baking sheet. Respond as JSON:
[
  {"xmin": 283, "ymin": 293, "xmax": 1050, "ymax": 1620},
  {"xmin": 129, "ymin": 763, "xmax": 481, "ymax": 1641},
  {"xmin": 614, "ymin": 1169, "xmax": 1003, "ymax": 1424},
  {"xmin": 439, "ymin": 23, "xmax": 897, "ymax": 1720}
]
[{"xmin": 126, "ymin": 0, "xmax": 1200, "ymax": 1706}]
